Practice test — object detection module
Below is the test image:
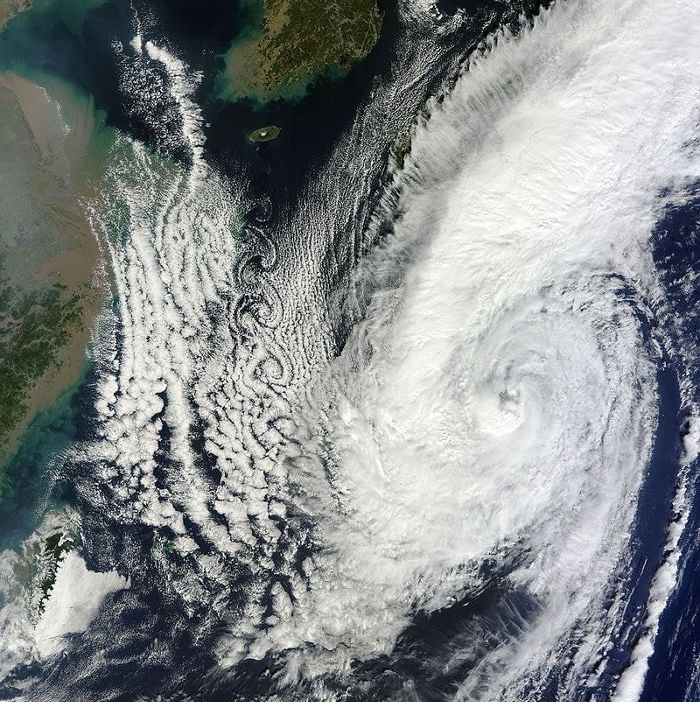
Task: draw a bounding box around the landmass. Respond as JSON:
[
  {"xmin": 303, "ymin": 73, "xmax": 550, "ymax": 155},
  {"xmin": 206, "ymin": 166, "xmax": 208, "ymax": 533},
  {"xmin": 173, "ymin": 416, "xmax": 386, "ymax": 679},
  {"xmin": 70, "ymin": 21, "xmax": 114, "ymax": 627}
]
[
  {"xmin": 391, "ymin": 129, "xmax": 412, "ymax": 169},
  {"xmin": 0, "ymin": 74, "xmax": 104, "ymax": 491},
  {"xmin": 221, "ymin": 0, "xmax": 383, "ymax": 104},
  {"xmin": 37, "ymin": 530, "xmax": 78, "ymax": 614},
  {"xmin": 1, "ymin": 0, "xmax": 109, "ymax": 36},
  {"xmin": 0, "ymin": 0, "xmax": 31, "ymax": 31},
  {"xmin": 0, "ymin": 274, "xmax": 86, "ymax": 464},
  {"xmin": 248, "ymin": 125, "xmax": 281, "ymax": 142}
]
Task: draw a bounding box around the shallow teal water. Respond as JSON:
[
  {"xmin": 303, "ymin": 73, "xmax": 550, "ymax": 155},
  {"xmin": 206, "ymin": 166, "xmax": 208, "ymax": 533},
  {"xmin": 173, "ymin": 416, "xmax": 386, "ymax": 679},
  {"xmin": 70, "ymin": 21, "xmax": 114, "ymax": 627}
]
[{"xmin": 0, "ymin": 361, "xmax": 89, "ymax": 551}]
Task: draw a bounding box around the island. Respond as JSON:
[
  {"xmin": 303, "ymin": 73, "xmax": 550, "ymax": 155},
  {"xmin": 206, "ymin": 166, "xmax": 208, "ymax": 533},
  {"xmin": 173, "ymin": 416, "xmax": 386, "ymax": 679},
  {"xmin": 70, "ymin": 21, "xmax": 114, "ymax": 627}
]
[
  {"xmin": 221, "ymin": 0, "xmax": 383, "ymax": 104},
  {"xmin": 248, "ymin": 125, "xmax": 281, "ymax": 143}
]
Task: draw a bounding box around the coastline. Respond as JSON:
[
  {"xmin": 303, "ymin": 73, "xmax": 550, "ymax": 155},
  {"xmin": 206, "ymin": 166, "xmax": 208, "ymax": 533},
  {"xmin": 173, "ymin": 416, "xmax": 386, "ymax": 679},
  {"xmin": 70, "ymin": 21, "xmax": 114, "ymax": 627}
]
[
  {"xmin": 220, "ymin": 0, "xmax": 382, "ymax": 104},
  {"xmin": 0, "ymin": 71, "xmax": 107, "ymax": 487}
]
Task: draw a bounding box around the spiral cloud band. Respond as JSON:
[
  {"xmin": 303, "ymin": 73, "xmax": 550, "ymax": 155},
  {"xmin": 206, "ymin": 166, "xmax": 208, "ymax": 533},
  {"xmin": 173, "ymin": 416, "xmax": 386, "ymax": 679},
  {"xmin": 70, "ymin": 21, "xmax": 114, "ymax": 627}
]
[
  {"xmin": 72, "ymin": 0, "xmax": 700, "ymax": 698},
  {"xmin": 246, "ymin": 0, "xmax": 700, "ymax": 693}
]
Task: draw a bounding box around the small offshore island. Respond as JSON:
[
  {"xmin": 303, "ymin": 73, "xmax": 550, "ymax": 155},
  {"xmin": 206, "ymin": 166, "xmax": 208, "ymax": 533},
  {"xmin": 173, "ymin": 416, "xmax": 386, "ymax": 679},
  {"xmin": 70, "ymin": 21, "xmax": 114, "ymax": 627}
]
[
  {"xmin": 221, "ymin": 0, "xmax": 383, "ymax": 104},
  {"xmin": 248, "ymin": 124, "xmax": 281, "ymax": 142}
]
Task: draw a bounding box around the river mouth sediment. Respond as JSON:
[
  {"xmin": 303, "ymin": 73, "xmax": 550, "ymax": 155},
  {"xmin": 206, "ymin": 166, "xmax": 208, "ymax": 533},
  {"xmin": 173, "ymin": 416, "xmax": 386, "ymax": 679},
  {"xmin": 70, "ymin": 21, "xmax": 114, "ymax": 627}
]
[{"xmin": 0, "ymin": 71, "xmax": 106, "ymax": 479}]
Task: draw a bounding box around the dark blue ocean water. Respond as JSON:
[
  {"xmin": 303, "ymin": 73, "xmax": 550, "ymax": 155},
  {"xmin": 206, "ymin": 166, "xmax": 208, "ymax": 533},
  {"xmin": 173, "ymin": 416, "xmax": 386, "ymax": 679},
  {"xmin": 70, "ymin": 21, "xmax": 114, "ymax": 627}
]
[{"xmin": 640, "ymin": 193, "xmax": 700, "ymax": 702}]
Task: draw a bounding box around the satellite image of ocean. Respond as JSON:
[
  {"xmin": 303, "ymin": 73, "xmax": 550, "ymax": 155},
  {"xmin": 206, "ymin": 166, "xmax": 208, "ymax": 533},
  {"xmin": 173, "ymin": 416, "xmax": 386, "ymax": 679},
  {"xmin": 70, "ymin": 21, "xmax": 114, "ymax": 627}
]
[{"xmin": 0, "ymin": 0, "xmax": 699, "ymax": 700}]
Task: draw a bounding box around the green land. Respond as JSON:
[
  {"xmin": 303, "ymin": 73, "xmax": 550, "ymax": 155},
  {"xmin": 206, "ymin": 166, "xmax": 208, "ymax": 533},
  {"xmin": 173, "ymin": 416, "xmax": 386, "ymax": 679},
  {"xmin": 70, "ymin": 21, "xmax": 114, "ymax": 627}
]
[
  {"xmin": 248, "ymin": 124, "xmax": 281, "ymax": 142},
  {"xmin": 0, "ymin": 68, "xmax": 107, "ymax": 490},
  {"xmin": 221, "ymin": 0, "xmax": 383, "ymax": 104},
  {"xmin": 37, "ymin": 530, "xmax": 77, "ymax": 612},
  {"xmin": 8, "ymin": 510, "xmax": 80, "ymax": 617},
  {"xmin": 0, "ymin": 273, "xmax": 84, "ymax": 462}
]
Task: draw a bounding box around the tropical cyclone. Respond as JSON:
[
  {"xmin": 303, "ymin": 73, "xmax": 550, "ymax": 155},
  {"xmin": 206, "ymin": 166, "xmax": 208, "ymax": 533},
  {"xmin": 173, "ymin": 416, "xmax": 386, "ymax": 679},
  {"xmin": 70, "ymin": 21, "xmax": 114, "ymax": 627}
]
[
  {"xmin": 217, "ymin": 0, "xmax": 700, "ymax": 693},
  {"xmin": 12, "ymin": 0, "xmax": 697, "ymax": 696}
]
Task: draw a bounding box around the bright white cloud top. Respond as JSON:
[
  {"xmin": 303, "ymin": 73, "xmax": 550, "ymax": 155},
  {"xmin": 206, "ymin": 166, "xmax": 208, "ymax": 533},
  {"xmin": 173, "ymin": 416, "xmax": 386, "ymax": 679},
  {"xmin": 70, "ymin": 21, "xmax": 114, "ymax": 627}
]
[
  {"xmin": 59, "ymin": 0, "xmax": 700, "ymax": 697},
  {"xmin": 35, "ymin": 552, "xmax": 130, "ymax": 659}
]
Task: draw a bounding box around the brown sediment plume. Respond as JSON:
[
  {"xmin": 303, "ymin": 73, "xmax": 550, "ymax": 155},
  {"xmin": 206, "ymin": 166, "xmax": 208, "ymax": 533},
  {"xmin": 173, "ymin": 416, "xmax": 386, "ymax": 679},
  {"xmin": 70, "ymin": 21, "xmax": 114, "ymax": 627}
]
[
  {"xmin": 0, "ymin": 71, "xmax": 106, "ymax": 466},
  {"xmin": 0, "ymin": 72, "xmax": 100, "ymax": 184}
]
